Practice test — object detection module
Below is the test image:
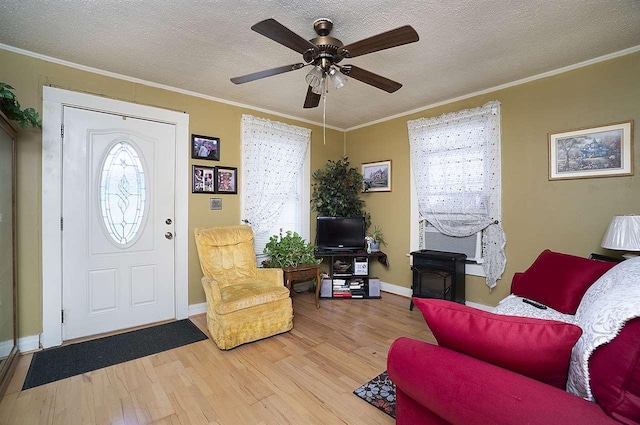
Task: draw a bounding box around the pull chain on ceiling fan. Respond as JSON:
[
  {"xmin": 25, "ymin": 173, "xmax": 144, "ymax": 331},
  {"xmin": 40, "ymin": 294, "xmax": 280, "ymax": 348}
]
[{"xmin": 230, "ymin": 18, "xmax": 420, "ymax": 109}]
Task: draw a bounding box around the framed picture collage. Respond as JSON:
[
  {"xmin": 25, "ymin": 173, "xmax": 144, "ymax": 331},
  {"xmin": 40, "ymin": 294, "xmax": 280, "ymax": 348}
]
[{"xmin": 191, "ymin": 134, "xmax": 238, "ymax": 194}]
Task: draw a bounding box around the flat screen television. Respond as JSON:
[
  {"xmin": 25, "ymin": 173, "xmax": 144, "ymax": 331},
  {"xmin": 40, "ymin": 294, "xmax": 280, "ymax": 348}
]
[{"xmin": 316, "ymin": 216, "xmax": 365, "ymax": 252}]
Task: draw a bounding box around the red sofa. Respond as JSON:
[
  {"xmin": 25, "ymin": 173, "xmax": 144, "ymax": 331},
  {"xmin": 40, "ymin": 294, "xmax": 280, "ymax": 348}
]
[
  {"xmin": 388, "ymin": 335, "xmax": 634, "ymax": 425},
  {"xmin": 388, "ymin": 252, "xmax": 640, "ymax": 424}
]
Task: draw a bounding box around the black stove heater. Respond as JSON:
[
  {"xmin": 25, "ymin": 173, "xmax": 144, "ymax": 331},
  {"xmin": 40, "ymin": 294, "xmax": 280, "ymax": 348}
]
[{"xmin": 409, "ymin": 250, "xmax": 466, "ymax": 310}]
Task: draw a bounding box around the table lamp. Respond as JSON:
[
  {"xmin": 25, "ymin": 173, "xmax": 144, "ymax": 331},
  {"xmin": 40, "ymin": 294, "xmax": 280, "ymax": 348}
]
[{"xmin": 601, "ymin": 215, "xmax": 640, "ymax": 259}]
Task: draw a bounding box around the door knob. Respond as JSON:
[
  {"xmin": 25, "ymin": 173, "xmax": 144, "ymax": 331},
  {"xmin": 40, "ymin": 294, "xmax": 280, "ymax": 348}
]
[{"xmin": 165, "ymin": 232, "xmax": 173, "ymax": 240}]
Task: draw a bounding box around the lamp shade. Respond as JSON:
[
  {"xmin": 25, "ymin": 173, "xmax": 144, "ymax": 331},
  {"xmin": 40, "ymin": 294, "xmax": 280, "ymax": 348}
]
[{"xmin": 601, "ymin": 215, "xmax": 640, "ymax": 251}]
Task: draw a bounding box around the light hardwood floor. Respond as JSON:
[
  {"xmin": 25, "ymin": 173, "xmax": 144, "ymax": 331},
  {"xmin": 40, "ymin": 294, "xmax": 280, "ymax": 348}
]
[{"xmin": 0, "ymin": 292, "xmax": 435, "ymax": 425}]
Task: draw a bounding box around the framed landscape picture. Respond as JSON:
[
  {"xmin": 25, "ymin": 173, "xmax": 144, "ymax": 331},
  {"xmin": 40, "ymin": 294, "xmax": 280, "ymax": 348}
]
[
  {"xmin": 215, "ymin": 166, "xmax": 238, "ymax": 194},
  {"xmin": 362, "ymin": 160, "xmax": 391, "ymax": 192},
  {"xmin": 191, "ymin": 134, "xmax": 220, "ymax": 161},
  {"xmin": 549, "ymin": 121, "xmax": 633, "ymax": 180},
  {"xmin": 192, "ymin": 165, "xmax": 215, "ymax": 193}
]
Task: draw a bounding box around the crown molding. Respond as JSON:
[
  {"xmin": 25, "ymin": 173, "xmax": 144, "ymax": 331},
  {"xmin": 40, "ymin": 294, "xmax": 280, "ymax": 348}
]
[
  {"xmin": 0, "ymin": 43, "xmax": 344, "ymax": 132},
  {"xmin": 345, "ymin": 44, "xmax": 640, "ymax": 131},
  {"xmin": 3, "ymin": 42, "xmax": 639, "ymax": 134}
]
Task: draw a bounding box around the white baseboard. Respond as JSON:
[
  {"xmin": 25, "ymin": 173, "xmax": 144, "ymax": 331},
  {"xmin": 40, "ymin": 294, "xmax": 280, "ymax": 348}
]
[
  {"xmin": 380, "ymin": 281, "xmax": 413, "ymax": 297},
  {"xmin": 188, "ymin": 302, "xmax": 207, "ymax": 316},
  {"xmin": 186, "ymin": 284, "xmax": 494, "ymax": 313},
  {"xmin": 380, "ymin": 280, "xmax": 494, "ymax": 311},
  {"xmin": 465, "ymin": 301, "xmax": 495, "ymax": 312},
  {"xmin": 19, "ymin": 334, "xmax": 41, "ymax": 353}
]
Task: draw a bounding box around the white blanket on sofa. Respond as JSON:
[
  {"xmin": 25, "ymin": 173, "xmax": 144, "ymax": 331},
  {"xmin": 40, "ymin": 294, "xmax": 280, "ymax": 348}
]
[
  {"xmin": 494, "ymin": 294, "xmax": 578, "ymax": 324},
  {"xmin": 495, "ymin": 257, "xmax": 640, "ymax": 401},
  {"xmin": 566, "ymin": 256, "xmax": 640, "ymax": 400}
]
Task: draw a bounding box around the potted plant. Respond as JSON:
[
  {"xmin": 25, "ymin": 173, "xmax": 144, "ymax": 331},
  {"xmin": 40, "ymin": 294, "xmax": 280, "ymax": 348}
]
[
  {"xmin": 262, "ymin": 230, "xmax": 321, "ymax": 268},
  {"xmin": 367, "ymin": 226, "xmax": 386, "ymax": 252},
  {"xmin": 311, "ymin": 156, "xmax": 370, "ymax": 227},
  {"xmin": 0, "ymin": 83, "xmax": 41, "ymax": 128}
]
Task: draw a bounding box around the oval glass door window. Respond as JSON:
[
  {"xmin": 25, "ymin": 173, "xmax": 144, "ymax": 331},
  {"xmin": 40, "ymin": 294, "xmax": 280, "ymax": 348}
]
[{"xmin": 99, "ymin": 140, "xmax": 147, "ymax": 245}]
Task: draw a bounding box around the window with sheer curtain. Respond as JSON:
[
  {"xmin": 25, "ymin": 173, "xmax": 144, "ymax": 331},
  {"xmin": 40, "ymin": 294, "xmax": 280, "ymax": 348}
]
[
  {"xmin": 407, "ymin": 101, "xmax": 506, "ymax": 289},
  {"xmin": 240, "ymin": 115, "xmax": 311, "ymax": 263}
]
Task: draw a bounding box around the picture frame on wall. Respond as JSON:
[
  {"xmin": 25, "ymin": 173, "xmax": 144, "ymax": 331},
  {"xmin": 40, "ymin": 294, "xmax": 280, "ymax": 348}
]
[
  {"xmin": 215, "ymin": 166, "xmax": 238, "ymax": 194},
  {"xmin": 549, "ymin": 121, "xmax": 634, "ymax": 180},
  {"xmin": 362, "ymin": 160, "xmax": 392, "ymax": 192},
  {"xmin": 191, "ymin": 134, "xmax": 220, "ymax": 161},
  {"xmin": 192, "ymin": 165, "xmax": 215, "ymax": 193}
]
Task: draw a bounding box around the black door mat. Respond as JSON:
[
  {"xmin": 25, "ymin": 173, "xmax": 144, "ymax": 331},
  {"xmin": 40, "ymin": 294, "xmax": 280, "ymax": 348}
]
[{"xmin": 22, "ymin": 319, "xmax": 208, "ymax": 390}]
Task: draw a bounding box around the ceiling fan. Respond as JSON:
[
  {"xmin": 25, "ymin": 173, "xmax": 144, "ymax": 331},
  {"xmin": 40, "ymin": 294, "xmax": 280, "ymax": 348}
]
[{"xmin": 230, "ymin": 18, "xmax": 419, "ymax": 108}]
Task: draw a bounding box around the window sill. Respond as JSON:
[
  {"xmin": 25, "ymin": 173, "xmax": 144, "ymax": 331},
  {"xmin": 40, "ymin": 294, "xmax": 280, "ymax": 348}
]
[
  {"xmin": 465, "ymin": 263, "xmax": 485, "ymax": 277},
  {"xmin": 407, "ymin": 252, "xmax": 486, "ymax": 277}
]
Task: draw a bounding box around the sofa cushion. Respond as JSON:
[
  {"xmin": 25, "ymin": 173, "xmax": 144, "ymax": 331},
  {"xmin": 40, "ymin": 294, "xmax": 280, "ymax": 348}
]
[
  {"xmin": 511, "ymin": 250, "xmax": 615, "ymax": 314},
  {"xmin": 194, "ymin": 226, "xmax": 258, "ymax": 286},
  {"xmin": 413, "ymin": 298, "xmax": 583, "ymax": 389},
  {"xmin": 590, "ymin": 317, "xmax": 640, "ymax": 425},
  {"xmin": 216, "ymin": 280, "xmax": 291, "ymax": 314}
]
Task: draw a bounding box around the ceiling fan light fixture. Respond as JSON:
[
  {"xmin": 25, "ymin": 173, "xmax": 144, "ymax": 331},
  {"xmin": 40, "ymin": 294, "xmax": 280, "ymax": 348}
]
[
  {"xmin": 305, "ymin": 66, "xmax": 323, "ymax": 88},
  {"xmin": 311, "ymin": 77, "xmax": 326, "ymax": 95},
  {"xmin": 328, "ymin": 66, "xmax": 347, "ymax": 90}
]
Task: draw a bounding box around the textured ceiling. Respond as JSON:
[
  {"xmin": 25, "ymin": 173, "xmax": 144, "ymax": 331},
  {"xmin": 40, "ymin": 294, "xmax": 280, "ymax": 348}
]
[{"xmin": 1, "ymin": 0, "xmax": 639, "ymax": 129}]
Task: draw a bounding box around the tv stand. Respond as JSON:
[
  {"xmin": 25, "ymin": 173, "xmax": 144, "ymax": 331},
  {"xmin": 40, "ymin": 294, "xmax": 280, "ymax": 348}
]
[
  {"xmin": 315, "ymin": 251, "xmax": 384, "ymax": 300},
  {"xmin": 315, "ymin": 249, "xmax": 359, "ymax": 256}
]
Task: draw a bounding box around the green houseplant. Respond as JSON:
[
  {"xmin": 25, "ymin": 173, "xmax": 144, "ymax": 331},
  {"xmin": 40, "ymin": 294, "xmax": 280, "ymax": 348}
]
[
  {"xmin": 368, "ymin": 226, "xmax": 386, "ymax": 252},
  {"xmin": 0, "ymin": 83, "xmax": 41, "ymax": 128},
  {"xmin": 263, "ymin": 230, "xmax": 321, "ymax": 268},
  {"xmin": 311, "ymin": 157, "xmax": 370, "ymax": 228}
]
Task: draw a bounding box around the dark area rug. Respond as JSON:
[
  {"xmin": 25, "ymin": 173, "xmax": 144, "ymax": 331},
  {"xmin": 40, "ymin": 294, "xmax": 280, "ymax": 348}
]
[
  {"xmin": 353, "ymin": 371, "xmax": 396, "ymax": 418},
  {"xmin": 23, "ymin": 319, "xmax": 208, "ymax": 390}
]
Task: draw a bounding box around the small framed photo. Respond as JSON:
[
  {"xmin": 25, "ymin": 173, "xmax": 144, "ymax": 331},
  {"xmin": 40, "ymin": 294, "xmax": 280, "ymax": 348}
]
[
  {"xmin": 549, "ymin": 121, "xmax": 633, "ymax": 180},
  {"xmin": 191, "ymin": 134, "xmax": 220, "ymax": 161},
  {"xmin": 362, "ymin": 160, "xmax": 392, "ymax": 192},
  {"xmin": 215, "ymin": 166, "xmax": 238, "ymax": 194},
  {"xmin": 192, "ymin": 165, "xmax": 215, "ymax": 193}
]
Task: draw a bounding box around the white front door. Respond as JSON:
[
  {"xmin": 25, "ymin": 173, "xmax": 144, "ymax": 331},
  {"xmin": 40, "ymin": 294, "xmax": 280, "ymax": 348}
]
[{"xmin": 62, "ymin": 106, "xmax": 176, "ymax": 340}]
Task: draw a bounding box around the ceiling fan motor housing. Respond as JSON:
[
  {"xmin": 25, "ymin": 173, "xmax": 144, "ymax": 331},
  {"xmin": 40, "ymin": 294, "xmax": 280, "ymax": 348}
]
[
  {"xmin": 313, "ymin": 18, "xmax": 333, "ymax": 36},
  {"xmin": 305, "ymin": 19, "xmax": 344, "ymax": 70}
]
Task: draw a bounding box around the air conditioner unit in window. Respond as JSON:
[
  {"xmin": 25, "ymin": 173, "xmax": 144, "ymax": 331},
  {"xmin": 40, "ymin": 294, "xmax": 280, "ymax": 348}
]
[{"xmin": 423, "ymin": 225, "xmax": 483, "ymax": 263}]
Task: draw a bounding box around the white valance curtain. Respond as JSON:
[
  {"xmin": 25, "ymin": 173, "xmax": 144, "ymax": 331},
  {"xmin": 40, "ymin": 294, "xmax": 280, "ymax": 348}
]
[
  {"xmin": 407, "ymin": 101, "xmax": 506, "ymax": 289},
  {"xmin": 241, "ymin": 114, "xmax": 310, "ymax": 239}
]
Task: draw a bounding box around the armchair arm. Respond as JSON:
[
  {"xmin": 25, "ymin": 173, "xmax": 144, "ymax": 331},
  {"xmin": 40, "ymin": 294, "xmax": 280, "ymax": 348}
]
[
  {"xmin": 387, "ymin": 338, "xmax": 616, "ymax": 425},
  {"xmin": 255, "ymin": 267, "xmax": 284, "ymax": 286},
  {"xmin": 201, "ymin": 276, "xmax": 222, "ymax": 305}
]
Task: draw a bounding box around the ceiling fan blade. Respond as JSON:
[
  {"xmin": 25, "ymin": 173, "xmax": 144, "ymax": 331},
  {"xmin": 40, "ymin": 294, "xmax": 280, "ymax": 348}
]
[
  {"xmin": 252, "ymin": 19, "xmax": 318, "ymax": 55},
  {"xmin": 340, "ymin": 65, "xmax": 402, "ymax": 93},
  {"xmin": 303, "ymin": 86, "xmax": 321, "ymax": 108},
  {"xmin": 230, "ymin": 63, "xmax": 305, "ymax": 84},
  {"xmin": 339, "ymin": 25, "xmax": 419, "ymax": 58}
]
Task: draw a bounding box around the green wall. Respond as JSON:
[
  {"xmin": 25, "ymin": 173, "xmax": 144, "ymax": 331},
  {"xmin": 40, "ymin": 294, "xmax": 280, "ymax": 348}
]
[
  {"xmin": 346, "ymin": 52, "xmax": 640, "ymax": 306},
  {"xmin": 2, "ymin": 46, "xmax": 639, "ymax": 338},
  {"xmin": 0, "ymin": 48, "xmax": 344, "ymax": 338}
]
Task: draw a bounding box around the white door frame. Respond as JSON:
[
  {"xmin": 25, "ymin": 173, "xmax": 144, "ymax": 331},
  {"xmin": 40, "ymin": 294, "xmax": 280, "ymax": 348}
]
[{"xmin": 42, "ymin": 86, "xmax": 190, "ymax": 348}]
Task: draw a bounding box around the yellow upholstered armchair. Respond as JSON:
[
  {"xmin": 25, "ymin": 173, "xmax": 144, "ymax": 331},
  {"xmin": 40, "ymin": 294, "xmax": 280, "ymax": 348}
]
[{"xmin": 194, "ymin": 225, "xmax": 293, "ymax": 350}]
